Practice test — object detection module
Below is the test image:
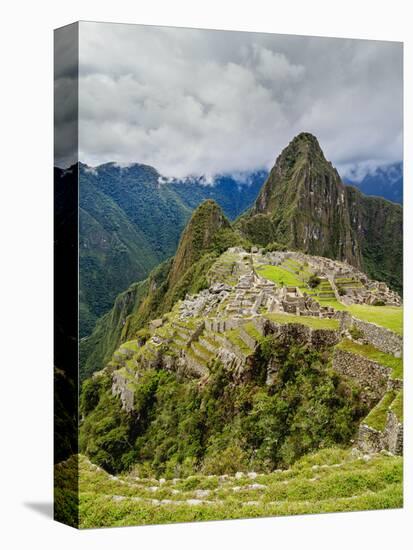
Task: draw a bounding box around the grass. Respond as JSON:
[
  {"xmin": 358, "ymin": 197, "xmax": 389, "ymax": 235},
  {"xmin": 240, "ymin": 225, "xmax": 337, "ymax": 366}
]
[
  {"xmin": 265, "ymin": 311, "xmax": 339, "ymax": 331},
  {"xmin": 364, "ymin": 391, "xmax": 396, "ymax": 431},
  {"xmin": 256, "ymin": 264, "xmax": 307, "ymax": 289},
  {"xmin": 243, "ymin": 322, "xmax": 264, "ymax": 342},
  {"xmin": 347, "ymin": 305, "xmax": 403, "ymax": 335},
  {"xmin": 390, "ymin": 391, "xmax": 403, "ymax": 422},
  {"xmin": 119, "ymin": 341, "xmax": 139, "ymax": 352},
  {"xmin": 225, "ymin": 328, "xmax": 254, "ymax": 355},
  {"xmin": 76, "ymin": 448, "xmax": 403, "ymax": 528},
  {"xmin": 336, "ymin": 339, "xmax": 403, "ymax": 380}
]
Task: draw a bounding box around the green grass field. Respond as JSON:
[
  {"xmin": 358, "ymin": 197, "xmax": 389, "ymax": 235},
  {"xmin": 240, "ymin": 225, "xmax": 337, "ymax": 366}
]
[
  {"xmin": 256, "ymin": 264, "xmax": 307, "ymax": 288},
  {"xmin": 75, "ymin": 448, "xmax": 402, "ymax": 528},
  {"xmin": 364, "ymin": 391, "xmax": 398, "ymax": 431}
]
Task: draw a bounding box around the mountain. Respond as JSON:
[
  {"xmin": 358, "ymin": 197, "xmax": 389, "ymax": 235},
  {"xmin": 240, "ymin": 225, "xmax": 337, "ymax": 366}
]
[
  {"xmin": 237, "ymin": 133, "xmax": 402, "ymax": 292},
  {"xmin": 79, "ymin": 201, "xmax": 246, "ymax": 380},
  {"xmin": 344, "ymin": 162, "xmax": 403, "ymax": 205},
  {"xmin": 167, "ymin": 199, "xmax": 232, "ymax": 288},
  {"xmin": 78, "ymin": 163, "xmax": 265, "ymax": 336}
]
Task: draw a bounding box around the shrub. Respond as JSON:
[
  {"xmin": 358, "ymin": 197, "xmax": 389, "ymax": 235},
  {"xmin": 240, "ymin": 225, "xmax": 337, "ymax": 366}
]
[
  {"xmin": 136, "ymin": 328, "xmax": 150, "ymax": 346},
  {"xmin": 264, "ymin": 242, "xmax": 287, "ymax": 253},
  {"xmin": 308, "ymin": 275, "xmax": 321, "ymax": 288},
  {"xmin": 80, "ymin": 343, "xmax": 366, "ymax": 475},
  {"xmin": 338, "ymin": 287, "xmax": 347, "ymax": 296},
  {"xmin": 202, "ymin": 444, "xmax": 249, "ymax": 475},
  {"xmin": 349, "ymin": 325, "xmax": 363, "ymax": 340}
]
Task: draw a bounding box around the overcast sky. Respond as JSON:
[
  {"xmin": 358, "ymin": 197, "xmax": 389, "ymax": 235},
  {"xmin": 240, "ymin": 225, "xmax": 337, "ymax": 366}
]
[{"xmin": 59, "ymin": 21, "xmax": 403, "ymax": 180}]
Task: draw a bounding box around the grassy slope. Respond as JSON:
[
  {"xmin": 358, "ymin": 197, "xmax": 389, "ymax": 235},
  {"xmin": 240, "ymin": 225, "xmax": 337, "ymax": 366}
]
[
  {"xmin": 76, "ymin": 448, "xmax": 402, "ymax": 528},
  {"xmin": 256, "ymin": 264, "xmax": 308, "ymax": 288}
]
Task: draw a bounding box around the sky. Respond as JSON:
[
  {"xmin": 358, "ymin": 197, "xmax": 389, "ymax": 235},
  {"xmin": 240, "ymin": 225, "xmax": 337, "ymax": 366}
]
[{"xmin": 55, "ymin": 21, "xmax": 403, "ymax": 181}]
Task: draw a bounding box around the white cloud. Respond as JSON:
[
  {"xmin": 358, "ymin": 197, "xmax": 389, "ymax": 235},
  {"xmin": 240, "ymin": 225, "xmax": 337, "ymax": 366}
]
[{"xmin": 57, "ymin": 22, "xmax": 403, "ymax": 179}]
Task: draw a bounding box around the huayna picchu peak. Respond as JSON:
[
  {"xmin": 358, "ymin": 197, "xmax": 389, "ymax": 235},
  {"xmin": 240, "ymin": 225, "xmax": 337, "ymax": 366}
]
[{"xmin": 237, "ymin": 132, "xmax": 402, "ymax": 293}]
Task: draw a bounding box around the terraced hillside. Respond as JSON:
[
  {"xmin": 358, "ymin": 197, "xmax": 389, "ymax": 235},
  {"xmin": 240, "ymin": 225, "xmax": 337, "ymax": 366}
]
[{"xmin": 69, "ymin": 448, "xmax": 402, "ymax": 528}]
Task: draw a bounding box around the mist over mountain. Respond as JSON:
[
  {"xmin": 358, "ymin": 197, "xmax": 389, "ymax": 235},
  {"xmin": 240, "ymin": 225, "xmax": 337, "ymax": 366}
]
[{"xmin": 344, "ymin": 162, "xmax": 403, "ymax": 205}]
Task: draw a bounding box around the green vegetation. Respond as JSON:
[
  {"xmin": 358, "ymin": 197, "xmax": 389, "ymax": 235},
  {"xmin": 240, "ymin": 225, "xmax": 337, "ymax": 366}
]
[
  {"xmin": 256, "ymin": 264, "xmax": 306, "ymax": 288},
  {"xmin": 78, "ymin": 164, "xmax": 192, "ymax": 337},
  {"xmin": 80, "ymin": 342, "xmax": 366, "ymax": 477},
  {"xmin": 336, "ymin": 340, "xmax": 403, "ymax": 380},
  {"xmin": 78, "ymin": 164, "xmax": 265, "ymax": 337},
  {"xmin": 256, "ymin": 264, "xmax": 402, "ymax": 334},
  {"xmin": 348, "ymin": 325, "xmax": 363, "ymax": 340},
  {"xmin": 75, "ymin": 449, "xmax": 402, "ymax": 528},
  {"xmin": 237, "ymin": 133, "xmax": 402, "ymax": 294},
  {"xmin": 308, "ymin": 274, "xmax": 321, "ymax": 288},
  {"xmin": 364, "ymin": 391, "xmax": 396, "ymax": 431},
  {"xmin": 74, "ymin": 133, "xmax": 404, "ymax": 529},
  {"xmin": 80, "ymin": 201, "xmax": 251, "ymax": 380},
  {"xmin": 390, "ymin": 391, "xmax": 403, "ymax": 422},
  {"xmin": 225, "ymin": 328, "xmax": 253, "ymax": 355}
]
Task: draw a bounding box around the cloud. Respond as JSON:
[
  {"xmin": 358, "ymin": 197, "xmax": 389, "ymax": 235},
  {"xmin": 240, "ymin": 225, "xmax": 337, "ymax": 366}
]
[{"xmin": 54, "ymin": 22, "xmax": 403, "ymax": 179}]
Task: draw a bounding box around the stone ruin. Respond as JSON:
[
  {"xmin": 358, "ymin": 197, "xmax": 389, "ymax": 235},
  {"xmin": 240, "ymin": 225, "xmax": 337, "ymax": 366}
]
[
  {"xmin": 179, "ymin": 282, "xmax": 232, "ymax": 318},
  {"xmin": 251, "ymin": 249, "xmax": 402, "ymax": 307},
  {"xmin": 225, "ymin": 272, "xmax": 276, "ymax": 316},
  {"xmin": 179, "ymin": 266, "xmax": 336, "ymax": 321}
]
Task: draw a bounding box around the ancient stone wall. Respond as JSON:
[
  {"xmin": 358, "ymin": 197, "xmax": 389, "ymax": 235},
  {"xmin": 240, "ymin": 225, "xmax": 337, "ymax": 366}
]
[
  {"xmin": 352, "ymin": 318, "xmax": 402, "ymax": 356},
  {"xmin": 265, "ymin": 320, "xmax": 339, "ymax": 349},
  {"xmin": 385, "ymin": 411, "xmax": 403, "ymax": 455},
  {"xmin": 357, "ymin": 411, "xmax": 403, "ymax": 455},
  {"xmin": 332, "ymin": 349, "xmax": 390, "ymax": 404},
  {"xmin": 357, "ymin": 424, "xmax": 382, "ymax": 454},
  {"xmin": 311, "ymin": 328, "xmax": 340, "ymax": 348}
]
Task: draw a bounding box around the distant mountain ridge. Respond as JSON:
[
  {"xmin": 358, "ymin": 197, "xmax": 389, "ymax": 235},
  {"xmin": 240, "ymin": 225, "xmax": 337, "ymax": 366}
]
[
  {"xmin": 344, "ymin": 162, "xmax": 403, "ymax": 205},
  {"xmin": 76, "ymin": 162, "xmax": 266, "ymax": 335},
  {"xmin": 79, "ymin": 138, "xmax": 403, "ymax": 380}
]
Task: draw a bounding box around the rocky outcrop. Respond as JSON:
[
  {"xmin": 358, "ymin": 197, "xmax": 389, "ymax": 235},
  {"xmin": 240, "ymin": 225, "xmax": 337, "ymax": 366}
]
[
  {"xmin": 112, "ymin": 371, "xmax": 135, "ymax": 412},
  {"xmin": 168, "ymin": 200, "xmax": 232, "ymax": 289}
]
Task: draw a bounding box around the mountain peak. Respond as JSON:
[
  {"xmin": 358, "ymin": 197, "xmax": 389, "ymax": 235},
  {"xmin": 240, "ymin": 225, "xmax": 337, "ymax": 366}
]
[
  {"xmin": 277, "ymin": 132, "xmax": 326, "ymax": 169},
  {"xmin": 238, "ymin": 133, "xmax": 362, "ymax": 267},
  {"xmin": 168, "ymin": 200, "xmax": 231, "ymax": 287}
]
